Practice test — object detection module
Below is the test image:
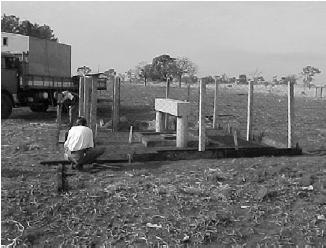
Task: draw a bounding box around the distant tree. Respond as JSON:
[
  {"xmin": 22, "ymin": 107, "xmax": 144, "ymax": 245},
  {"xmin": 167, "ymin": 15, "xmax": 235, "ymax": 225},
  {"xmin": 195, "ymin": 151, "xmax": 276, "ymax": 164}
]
[
  {"xmin": 301, "ymin": 66, "xmax": 321, "ymax": 89},
  {"xmin": 238, "ymin": 74, "xmax": 247, "ymax": 84},
  {"xmin": 104, "ymin": 68, "xmax": 116, "ymax": 77},
  {"xmin": 284, "ymin": 75, "xmax": 297, "ymax": 84},
  {"xmin": 151, "ymin": 54, "xmax": 176, "ymax": 81},
  {"xmin": 136, "ymin": 62, "xmax": 152, "ymax": 86},
  {"xmin": 201, "ymin": 76, "xmax": 215, "ymax": 84},
  {"xmin": 175, "ymin": 57, "xmax": 198, "ymax": 88},
  {"xmin": 220, "ymin": 73, "xmax": 229, "ymax": 84},
  {"xmin": 1, "ymin": 14, "xmax": 19, "ymax": 33},
  {"xmin": 77, "ymin": 66, "xmax": 91, "ymax": 76},
  {"xmin": 1, "ymin": 14, "xmax": 58, "ymax": 41}
]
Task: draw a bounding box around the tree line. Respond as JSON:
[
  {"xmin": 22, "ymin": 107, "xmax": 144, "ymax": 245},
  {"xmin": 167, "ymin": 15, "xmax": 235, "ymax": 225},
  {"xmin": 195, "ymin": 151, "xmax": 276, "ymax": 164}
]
[
  {"xmin": 130, "ymin": 54, "xmax": 198, "ymax": 87},
  {"xmin": 1, "ymin": 14, "xmax": 57, "ymax": 41}
]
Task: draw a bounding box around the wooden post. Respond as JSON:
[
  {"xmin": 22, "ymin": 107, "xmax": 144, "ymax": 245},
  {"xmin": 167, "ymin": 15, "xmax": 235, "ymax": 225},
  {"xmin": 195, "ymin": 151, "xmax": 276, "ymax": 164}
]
[
  {"xmin": 90, "ymin": 76, "xmax": 98, "ymax": 133},
  {"xmin": 155, "ymin": 111, "xmax": 164, "ymax": 132},
  {"xmin": 186, "ymin": 83, "xmax": 191, "ymax": 102},
  {"xmin": 83, "ymin": 76, "xmax": 90, "ymax": 124},
  {"xmin": 288, "ymin": 81, "xmax": 294, "ymax": 148},
  {"xmin": 199, "ymin": 79, "xmax": 206, "ymax": 151},
  {"xmin": 56, "ymin": 93, "xmax": 62, "ymax": 128},
  {"xmin": 176, "ymin": 116, "xmax": 188, "ymax": 148},
  {"xmin": 129, "ymin": 126, "xmax": 133, "ymax": 144},
  {"xmin": 321, "ymin": 87, "xmax": 323, "ymax": 98},
  {"xmin": 112, "ymin": 76, "xmax": 121, "ymax": 132},
  {"xmin": 78, "ymin": 76, "xmax": 85, "ymax": 116},
  {"xmin": 57, "ymin": 163, "xmax": 67, "ymax": 192},
  {"xmin": 246, "ymin": 80, "xmax": 254, "ymax": 141},
  {"xmin": 233, "ymin": 130, "xmax": 239, "ymax": 150},
  {"xmin": 315, "ymin": 87, "xmax": 318, "ymax": 98},
  {"xmin": 165, "ymin": 78, "xmax": 170, "ymax": 129},
  {"xmin": 213, "ymin": 78, "xmax": 219, "ymax": 129}
]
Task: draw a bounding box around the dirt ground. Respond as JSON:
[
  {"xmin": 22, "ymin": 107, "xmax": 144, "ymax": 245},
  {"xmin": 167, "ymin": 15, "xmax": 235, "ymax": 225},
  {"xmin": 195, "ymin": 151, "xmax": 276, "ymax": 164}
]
[{"xmin": 1, "ymin": 82, "xmax": 326, "ymax": 247}]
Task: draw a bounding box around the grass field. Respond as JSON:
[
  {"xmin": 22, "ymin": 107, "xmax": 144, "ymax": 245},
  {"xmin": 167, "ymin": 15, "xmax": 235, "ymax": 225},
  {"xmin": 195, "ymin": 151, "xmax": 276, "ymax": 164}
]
[{"xmin": 1, "ymin": 82, "xmax": 326, "ymax": 247}]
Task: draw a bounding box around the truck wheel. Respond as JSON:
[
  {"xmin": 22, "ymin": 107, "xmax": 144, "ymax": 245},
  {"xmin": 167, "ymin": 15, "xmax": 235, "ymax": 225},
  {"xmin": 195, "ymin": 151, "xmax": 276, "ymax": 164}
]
[
  {"xmin": 1, "ymin": 93, "xmax": 13, "ymax": 119},
  {"xmin": 30, "ymin": 104, "xmax": 49, "ymax": 112}
]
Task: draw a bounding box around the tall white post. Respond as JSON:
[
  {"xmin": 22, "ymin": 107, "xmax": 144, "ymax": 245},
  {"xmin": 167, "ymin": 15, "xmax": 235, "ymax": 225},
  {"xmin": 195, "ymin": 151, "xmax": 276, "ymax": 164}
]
[
  {"xmin": 213, "ymin": 78, "xmax": 219, "ymax": 129},
  {"xmin": 288, "ymin": 81, "xmax": 294, "ymax": 148},
  {"xmin": 246, "ymin": 80, "xmax": 254, "ymax": 141},
  {"xmin": 199, "ymin": 79, "xmax": 206, "ymax": 151}
]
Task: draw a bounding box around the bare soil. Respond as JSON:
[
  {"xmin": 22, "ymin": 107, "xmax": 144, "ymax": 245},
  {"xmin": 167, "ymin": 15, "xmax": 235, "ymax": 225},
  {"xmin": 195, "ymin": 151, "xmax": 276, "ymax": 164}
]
[{"xmin": 1, "ymin": 82, "xmax": 326, "ymax": 247}]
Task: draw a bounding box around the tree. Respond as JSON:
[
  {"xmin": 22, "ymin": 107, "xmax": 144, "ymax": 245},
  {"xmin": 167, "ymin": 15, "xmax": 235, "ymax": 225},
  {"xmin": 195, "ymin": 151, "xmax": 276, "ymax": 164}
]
[
  {"xmin": 201, "ymin": 76, "xmax": 215, "ymax": 84},
  {"xmin": 1, "ymin": 14, "xmax": 20, "ymax": 33},
  {"xmin": 136, "ymin": 62, "xmax": 152, "ymax": 86},
  {"xmin": 77, "ymin": 66, "xmax": 92, "ymax": 76},
  {"xmin": 1, "ymin": 14, "xmax": 57, "ymax": 41},
  {"xmin": 151, "ymin": 54, "xmax": 176, "ymax": 81},
  {"xmin": 301, "ymin": 66, "xmax": 321, "ymax": 89},
  {"xmin": 175, "ymin": 57, "xmax": 198, "ymax": 88}
]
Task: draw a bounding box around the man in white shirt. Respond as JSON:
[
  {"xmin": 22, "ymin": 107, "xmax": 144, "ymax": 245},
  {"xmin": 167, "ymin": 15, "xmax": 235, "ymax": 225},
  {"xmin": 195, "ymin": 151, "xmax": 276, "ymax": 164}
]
[{"xmin": 64, "ymin": 117, "xmax": 105, "ymax": 169}]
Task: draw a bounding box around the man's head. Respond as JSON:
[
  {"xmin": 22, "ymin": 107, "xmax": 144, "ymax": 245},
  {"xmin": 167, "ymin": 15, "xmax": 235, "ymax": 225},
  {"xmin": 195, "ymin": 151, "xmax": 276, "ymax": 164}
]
[{"xmin": 76, "ymin": 116, "xmax": 87, "ymax": 126}]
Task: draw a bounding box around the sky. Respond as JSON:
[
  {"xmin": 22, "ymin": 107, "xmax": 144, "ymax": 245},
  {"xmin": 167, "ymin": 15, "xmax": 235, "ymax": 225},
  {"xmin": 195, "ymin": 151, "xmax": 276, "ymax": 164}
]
[{"xmin": 2, "ymin": 1, "xmax": 326, "ymax": 81}]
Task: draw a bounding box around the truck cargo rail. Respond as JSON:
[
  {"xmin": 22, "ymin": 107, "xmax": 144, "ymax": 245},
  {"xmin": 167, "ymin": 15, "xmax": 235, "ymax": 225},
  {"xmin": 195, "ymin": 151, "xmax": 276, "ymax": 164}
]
[{"xmin": 21, "ymin": 75, "xmax": 107, "ymax": 90}]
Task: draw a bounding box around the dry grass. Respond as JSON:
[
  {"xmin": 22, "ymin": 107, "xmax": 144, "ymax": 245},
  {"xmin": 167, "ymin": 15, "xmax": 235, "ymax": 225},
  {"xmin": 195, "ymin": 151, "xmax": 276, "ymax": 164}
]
[{"xmin": 1, "ymin": 82, "xmax": 326, "ymax": 246}]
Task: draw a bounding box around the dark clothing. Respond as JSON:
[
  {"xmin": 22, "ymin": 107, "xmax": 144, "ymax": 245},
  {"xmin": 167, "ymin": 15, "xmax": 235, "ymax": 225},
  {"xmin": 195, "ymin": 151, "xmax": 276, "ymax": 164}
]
[
  {"xmin": 63, "ymin": 92, "xmax": 79, "ymax": 127},
  {"xmin": 67, "ymin": 147, "xmax": 105, "ymax": 167}
]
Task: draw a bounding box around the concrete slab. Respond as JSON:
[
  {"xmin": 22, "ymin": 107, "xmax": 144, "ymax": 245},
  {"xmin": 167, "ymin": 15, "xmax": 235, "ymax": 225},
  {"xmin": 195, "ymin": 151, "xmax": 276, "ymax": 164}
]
[{"xmin": 155, "ymin": 98, "xmax": 191, "ymax": 117}]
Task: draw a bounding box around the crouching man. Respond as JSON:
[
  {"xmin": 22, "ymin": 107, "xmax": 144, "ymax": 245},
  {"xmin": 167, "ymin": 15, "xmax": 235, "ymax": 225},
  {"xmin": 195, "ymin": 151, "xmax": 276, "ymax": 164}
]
[{"xmin": 64, "ymin": 116, "xmax": 105, "ymax": 169}]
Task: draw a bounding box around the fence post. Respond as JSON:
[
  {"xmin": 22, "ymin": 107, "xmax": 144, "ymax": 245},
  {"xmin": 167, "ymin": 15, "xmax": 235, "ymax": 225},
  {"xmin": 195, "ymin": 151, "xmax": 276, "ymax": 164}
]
[
  {"xmin": 288, "ymin": 81, "xmax": 294, "ymax": 148},
  {"xmin": 56, "ymin": 93, "xmax": 63, "ymax": 128},
  {"xmin": 199, "ymin": 79, "xmax": 206, "ymax": 151},
  {"xmin": 83, "ymin": 76, "xmax": 91, "ymax": 125},
  {"xmin": 213, "ymin": 77, "xmax": 219, "ymax": 129},
  {"xmin": 246, "ymin": 80, "xmax": 254, "ymax": 141},
  {"xmin": 186, "ymin": 83, "xmax": 191, "ymax": 102},
  {"xmin": 90, "ymin": 76, "xmax": 98, "ymax": 134},
  {"xmin": 78, "ymin": 76, "xmax": 84, "ymax": 116},
  {"xmin": 165, "ymin": 78, "xmax": 170, "ymax": 129},
  {"xmin": 112, "ymin": 76, "xmax": 121, "ymax": 132}
]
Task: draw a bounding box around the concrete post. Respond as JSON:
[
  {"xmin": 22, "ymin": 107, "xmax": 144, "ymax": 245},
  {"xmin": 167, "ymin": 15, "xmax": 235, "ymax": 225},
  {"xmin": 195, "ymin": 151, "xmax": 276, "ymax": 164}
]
[
  {"xmin": 246, "ymin": 80, "xmax": 254, "ymax": 141},
  {"xmin": 199, "ymin": 79, "xmax": 206, "ymax": 151},
  {"xmin": 155, "ymin": 111, "xmax": 164, "ymax": 132},
  {"xmin": 165, "ymin": 78, "xmax": 170, "ymax": 129},
  {"xmin": 176, "ymin": 116, "xmax": 188, "ymax": 148},
  {"xmin": 288, "ymin": 81, "xmax": 294, "ymax": 148},
  {"xmin": 213, "ymin": 78, "xmax": 219, "ymax": 129}
]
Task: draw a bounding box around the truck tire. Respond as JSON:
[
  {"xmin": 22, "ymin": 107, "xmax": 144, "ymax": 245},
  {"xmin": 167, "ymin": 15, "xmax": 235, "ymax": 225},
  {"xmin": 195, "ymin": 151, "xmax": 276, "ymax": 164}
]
[
  {"xmin": 1, "ymin": 93, "xmax": 13, "ymax": 119},
  {"xmin": 30, "ymin": 104, "xmax": 49, "ymax": 112}
]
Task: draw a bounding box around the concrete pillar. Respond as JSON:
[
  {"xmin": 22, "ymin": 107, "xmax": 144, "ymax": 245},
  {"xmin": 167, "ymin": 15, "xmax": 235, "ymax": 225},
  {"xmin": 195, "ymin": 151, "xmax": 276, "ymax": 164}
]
[
  {"xmin": 246, "ymin": 80, "xmax": 254, "ymax": 141},
  {"xmin": 199, "ymin": 79, "xmax": 206, "ymax": 151},
  {"xmin": 155, "ymin": 111, "xmax": 164, "ymax": 132},
  {"xmin": 288, "ymin": 81, "xmax": 294, "ymax": 148},
  {"xmin": 213, "ymin": 78, "xmax": 219, "ymax": 129},
  {"xmin": 176, "ymin": 116, "xmax": 188, "ymax": 148}
]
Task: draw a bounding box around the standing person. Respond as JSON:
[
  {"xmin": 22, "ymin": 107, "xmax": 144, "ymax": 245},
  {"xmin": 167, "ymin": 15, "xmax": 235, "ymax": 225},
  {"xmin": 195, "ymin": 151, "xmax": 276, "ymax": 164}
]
[
  {"xmin": 61, "ymin": 91, "xmax": 79, "ymax": 128},
  {"xmin": 64, "ymin": 116, "xmax": 105, "ymax": 169}
]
